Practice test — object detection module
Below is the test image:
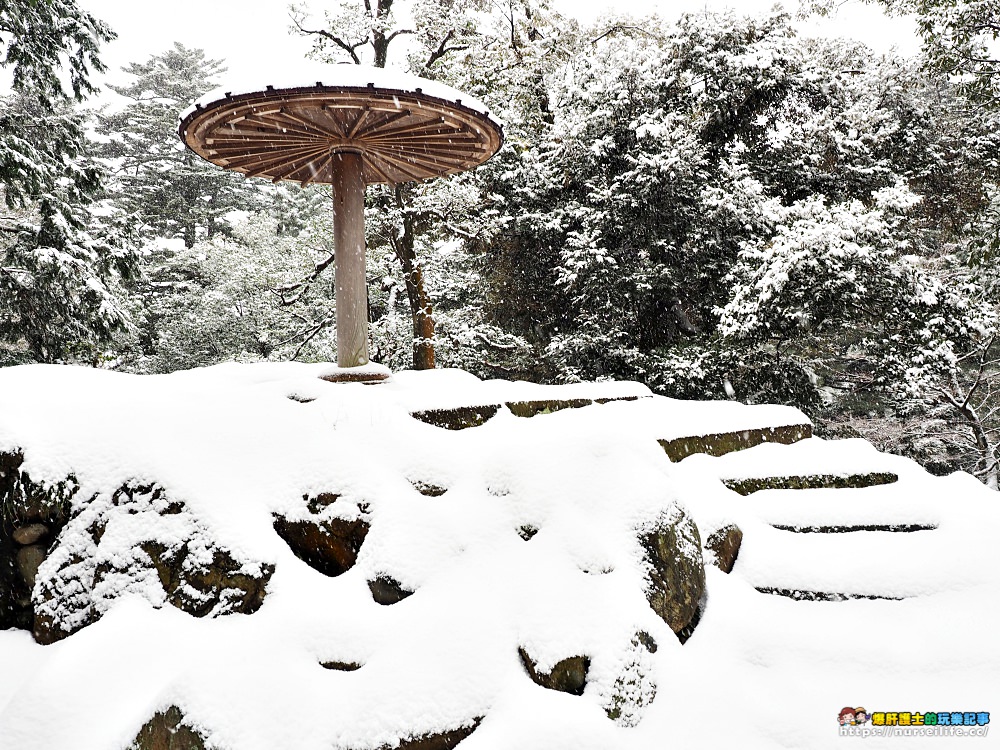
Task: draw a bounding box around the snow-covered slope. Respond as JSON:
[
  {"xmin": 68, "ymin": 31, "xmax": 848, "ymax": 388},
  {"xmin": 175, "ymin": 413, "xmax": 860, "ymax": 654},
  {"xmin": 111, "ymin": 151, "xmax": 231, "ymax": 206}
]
[{"xmin": 0, "ymin": 363, "xmax": 996, "ymax": 750}]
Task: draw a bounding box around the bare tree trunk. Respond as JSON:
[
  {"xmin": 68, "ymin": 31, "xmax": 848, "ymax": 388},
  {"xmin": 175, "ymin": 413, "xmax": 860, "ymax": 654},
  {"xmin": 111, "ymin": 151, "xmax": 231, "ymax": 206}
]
[
  {"xmin": 942, "ymin": 372, "xmax": 1000, "ymax": 489},
  {"xmin": 955, "ymin": 402, "xmax": 998, "ymax": 489},
  {"xmin": 392, "ymin": 186, "xmax": 435, "ymax": 369}
]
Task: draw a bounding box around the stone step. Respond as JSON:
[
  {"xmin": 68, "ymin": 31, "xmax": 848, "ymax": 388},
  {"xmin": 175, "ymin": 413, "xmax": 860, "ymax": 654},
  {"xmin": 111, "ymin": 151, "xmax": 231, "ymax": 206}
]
[
  {"xmin": 755, "ymin": 587, "xmax": 905, "ymax": 601},
  {"xmin": 410, "ymin": 395, "xmax": 643, "ymax": 430},
  {"xmin": 658, "ymin": 423, "xmax": 812, "ymax": 461},
  {"xmin": 732, "ymin": 523, "xmax": 967, "ymax": 599},
  {"xmin": 771, "ymin": 523, "xmax": 936, "ymax": 533},
  {"xmin": 723, "ymin": 471, "xmax": 898, "ymax": 495},
  {"xmin": 740, "ymin": 481, "xmax": 942, "ymax": 531}
]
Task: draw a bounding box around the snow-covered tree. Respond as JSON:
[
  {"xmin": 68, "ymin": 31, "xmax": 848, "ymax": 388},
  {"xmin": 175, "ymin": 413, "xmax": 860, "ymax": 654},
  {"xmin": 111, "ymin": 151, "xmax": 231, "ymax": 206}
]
[
  {"xmin": 0, "ymin": 0, "xmax": 137, "ymax": 364},
  {"xmin": 96, "ymin": 43, "xmax": 261, "ymax": 248}
]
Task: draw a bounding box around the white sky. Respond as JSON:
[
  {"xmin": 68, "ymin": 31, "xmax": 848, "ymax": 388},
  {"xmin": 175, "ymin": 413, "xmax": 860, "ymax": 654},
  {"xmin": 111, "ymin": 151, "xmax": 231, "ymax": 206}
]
[{"xmin": 73, "ymin": 0, "xmax": 919, "ymax": 98}]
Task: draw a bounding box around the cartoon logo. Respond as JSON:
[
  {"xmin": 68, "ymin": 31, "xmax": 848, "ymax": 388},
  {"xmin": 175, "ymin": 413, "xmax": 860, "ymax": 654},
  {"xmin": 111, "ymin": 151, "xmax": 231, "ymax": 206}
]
[
  {"xmin": 855, "ymin": 708, "xmax": 869, "ymax": 725},
  {"xmin": 839, "ymin": 707, "xmax": 856, "ymax": 726}
]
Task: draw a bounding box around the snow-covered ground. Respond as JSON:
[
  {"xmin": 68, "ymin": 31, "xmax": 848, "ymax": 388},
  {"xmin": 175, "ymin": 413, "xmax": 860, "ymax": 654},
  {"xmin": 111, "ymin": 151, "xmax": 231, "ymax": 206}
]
[{"xmin": 0, "ymin": 363, "xmax": 996, "ymax": 749}]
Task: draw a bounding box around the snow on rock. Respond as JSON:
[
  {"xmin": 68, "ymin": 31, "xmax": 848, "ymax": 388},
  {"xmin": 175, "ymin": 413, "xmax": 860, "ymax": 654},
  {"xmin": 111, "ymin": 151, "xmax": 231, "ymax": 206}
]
[{"xmin": 0, "ymin": 362, "xmax": 998, "ymax": 750}]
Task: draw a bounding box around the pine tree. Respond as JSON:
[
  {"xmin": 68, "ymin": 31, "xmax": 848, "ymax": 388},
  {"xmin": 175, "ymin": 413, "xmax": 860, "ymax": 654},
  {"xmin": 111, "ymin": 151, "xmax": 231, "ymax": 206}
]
[
  {"xmin": 96, "ymin": 43, "xmax": 261, "ymax": 248},
  {"xmin": 0, "ymin": 0, "xmax": 137, "ymax": 363}
]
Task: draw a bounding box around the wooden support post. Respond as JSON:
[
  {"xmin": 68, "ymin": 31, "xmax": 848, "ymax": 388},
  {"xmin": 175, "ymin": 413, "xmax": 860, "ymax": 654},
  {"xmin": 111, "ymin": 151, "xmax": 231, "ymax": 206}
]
[{"xmin": 332, "ymin": 150, "xmax": 369, "ymax": 368}]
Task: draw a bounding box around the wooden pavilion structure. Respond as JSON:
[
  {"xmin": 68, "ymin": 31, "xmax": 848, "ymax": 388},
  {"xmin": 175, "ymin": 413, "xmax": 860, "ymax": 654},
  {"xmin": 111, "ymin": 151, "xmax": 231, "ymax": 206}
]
[{"xmin": 178, "ymin": 65, "xmax": 503, "ymax": 375}]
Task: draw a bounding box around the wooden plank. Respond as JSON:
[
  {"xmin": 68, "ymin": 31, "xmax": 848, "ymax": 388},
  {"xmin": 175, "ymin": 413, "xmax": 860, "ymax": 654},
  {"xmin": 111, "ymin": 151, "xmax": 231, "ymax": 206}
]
[
  {"xmin": 301, "ymin": 150, "xmax": 334, "ymax": 187},
  {"xmin": 353, "ymin": 108, "xmax": 414, "ymax": 138},
  {"xmin": 365, "ymin": 135, "xmax": 483, "ymax": 147},
  {"xmin": 370, "ymin": 146, "xmax": 458, "ymax": 174},
  {"xmin": 206, "ymin": 132, "xmax": 321, "ymax": 146},
  {"xmin": 369, "ymin": 149, "xmax": 438, "ymax": 181},
  {"xmin": 264, "ymin": 147, "xmax": 331, "ymax": 181},
  {"xmin": 345, "ymin": 107, "xmax": 372, "ymax": 139},
  {"xmin": 271, "ymin": 109, "xmax": 345, "ymax": 140},
  {"xmin": 247, "ymin": 150, "xmax": 327, "ymax": 180},
  {"xmin": 227, "ymin": 144, "xmax": 328, "ymax": 173},
  {"xmin": 371, "ymin": 141, "xmax": 485, "ymax": 157},
  {"xmin": 366, "ymin": 149, "xmax": 427, "ymax": 183},
  {"xmin": 241, "ymin": 115, "xmax": 327, "ymax": 140},
  {"xmin": 361, "ymin": 116, "xmax": 454, "ymax": 141},
  {"xmin": 208, "ymin": 142, "xmax": 323, "ymax": 158},
  {"xmin": 361, "ymin": 153, "xmax": 394, "ymax": 184}
]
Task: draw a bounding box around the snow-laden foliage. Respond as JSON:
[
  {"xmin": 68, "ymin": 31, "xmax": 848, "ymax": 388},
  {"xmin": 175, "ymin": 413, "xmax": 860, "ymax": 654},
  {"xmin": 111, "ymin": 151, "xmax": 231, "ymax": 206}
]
[
  {"xmin": 0, "ymin": 1, "xmax": 137, "ymax": 364},
  {"xmin": 717, "ymin": 184, "xmax": 919, "ymax": 342},
  {"xmin": 96, "ymin": 44, "xmax": 262, "ymax": 248}
]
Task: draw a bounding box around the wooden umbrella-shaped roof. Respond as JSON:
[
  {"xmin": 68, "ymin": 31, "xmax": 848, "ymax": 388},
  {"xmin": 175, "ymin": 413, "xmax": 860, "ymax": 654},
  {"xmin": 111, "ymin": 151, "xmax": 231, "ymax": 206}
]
[{"xmin": 178, "ymin": 64, "xmax": 504, "ymax": 186}]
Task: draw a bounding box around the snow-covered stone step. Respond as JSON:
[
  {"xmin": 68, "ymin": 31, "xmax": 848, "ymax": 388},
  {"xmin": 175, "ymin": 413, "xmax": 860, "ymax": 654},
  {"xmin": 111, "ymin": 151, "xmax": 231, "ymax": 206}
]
[
  {"xmin": 658, "ymin": 423, "xmax": 811, "ymax": 461},
  {"xmin": 755, "ymin": 587, "xmax": 904, "ymax": 601},
  {"xmin": 731, "ymin": 471, "xmax": 956, "ymax": 531},
  {"xmin": 648, "ymin": 400, "xmax": 811, "ymax": 460},
  {"xmin": 733, "ymin": 521, "xmax": 982, "ymax": 599},
  {"xmin": 724, "ymin": 471, "xmax": 897, "ymax": 495},
  {"xmin": 682, "ymin": 437, "xmax": 913, "ymax": 494},
  {"xmin": 383, "ymin": 369, "xmax": 651, "ymax": 429},
  {"xmin": 770, "ymin": 522, "xmax": 936, "ymax": 533}
]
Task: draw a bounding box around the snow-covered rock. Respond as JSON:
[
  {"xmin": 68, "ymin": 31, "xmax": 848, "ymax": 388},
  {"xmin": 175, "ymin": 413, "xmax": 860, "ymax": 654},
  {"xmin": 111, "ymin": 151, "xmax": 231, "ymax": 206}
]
[{"xmin": 0, "ymin": 363, "xmax": 996, "ymax": 750}]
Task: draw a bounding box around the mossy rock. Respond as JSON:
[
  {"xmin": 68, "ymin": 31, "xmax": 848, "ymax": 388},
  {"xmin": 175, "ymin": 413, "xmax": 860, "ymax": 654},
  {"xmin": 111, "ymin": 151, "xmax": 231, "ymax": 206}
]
[
  {"xmin": 410, "ymin": 405, "xmax": 501, "ymax": 430},
  {"xmin": 505, "ymin": 398, "xmax": 593, "ymax": 418},
  {"xmin": 639, "ymin": 508, "xmax": 705, "ymax": 636},
  {"xmin": 139, "ymin": 541, "xmax": 274, "ymax": 619},
  {"xmin": 704, "ymin": 523, "xmax": 743, "ymax": 574},
  {"xmin": 658, "ymin": 423, "xmax": 812, "ymax": 462},
  {"xmin": 33, "ymin": 482, "xmax": 275, "ymax": 645},
  {"xmin": 519, "ymin": 648, "xmax": 590, "ymax": 695},
  {"xmin": 129, "ymin": 706, "xmax": 206, "ymax": 750},
  {"xmin": 374, "ymin": 718, "xmax": 482, "ymax": 750},
  {"xmin": 724, "ymin": 472, "xmax": 898, "ymax": 496}
]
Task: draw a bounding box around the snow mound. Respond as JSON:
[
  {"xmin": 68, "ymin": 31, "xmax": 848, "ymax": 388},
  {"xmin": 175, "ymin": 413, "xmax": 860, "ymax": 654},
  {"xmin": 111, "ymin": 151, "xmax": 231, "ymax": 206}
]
[{"xmin": 0, "ymin": 363, "xmax": 997, "ymax": 750}]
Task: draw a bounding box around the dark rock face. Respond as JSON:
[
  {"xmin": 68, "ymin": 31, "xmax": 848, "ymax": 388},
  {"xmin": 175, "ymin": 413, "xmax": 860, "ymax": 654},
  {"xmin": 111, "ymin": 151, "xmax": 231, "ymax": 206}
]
[
  {"xmin": 410, "ymin": 481, "xmax": 448, "ymax": 497},
  {"xmin": 410, "ymin": 405, "xmax": 500, "ymax": 430},
  {"xmin": 516, "ymin": 524, "xmax": 538, "ymax": 541},
  {"xmin": 705, "ymin": 523, "xmax": 743, "ymax": 574},
  {"xmin": 723, "ymin": 472, "xmax": 898, "ymax": 495},
  {"xmin": 658, "ymin": 423, "xmax": 812, "ymax": 461},
  {"xmin": 16, "ymin": 545, "xmax": 46, "ymax": 589},
  {"xmin": 368, "ymin": 575, "xmax": 414, "ymax": 605},
  {"xmin": 377, "ymin": 719, "xmax": 482, "ymax": 750},
  {"xmin": 138, "ymin": 542, "xmax": 273, "ymax": 619},
  {"xmin": 33, "ymin": 482, "xmax": 274, "ymax": 645},
  {"xmin": 0, "ymin": 449, "xmax": 77, "ymax": 633},
  {"xmin": 128, "ymin": 706, "xmax": 206, "ymax": 750},
  {"xmin": 756, "ymin": 587, "xmax": 903, "ymax": 601},
  {"xmin": 12, "ymin": 523, "xmax": 48, "ymax": 546},
  {"xmin": 639, "ymin": 507, "xmax": 705, "ymax": 637},
  {"xmin": 321, "ymin": 660, "xmax": 363, "ymax": 671},
  {"xmin": 519, "ymin": 648, "xmax": 590, "ymax": 695},
  {"xmin": 505, "ymin": 399, "xmax": 592, "ymax": 418},
  {"xmin": 272, "ymin": 493, "xmax": 370, "ymax": 577},
  {"xmin": 411, "ymin": 396, "xmax": 646, "ymax": 430}
]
